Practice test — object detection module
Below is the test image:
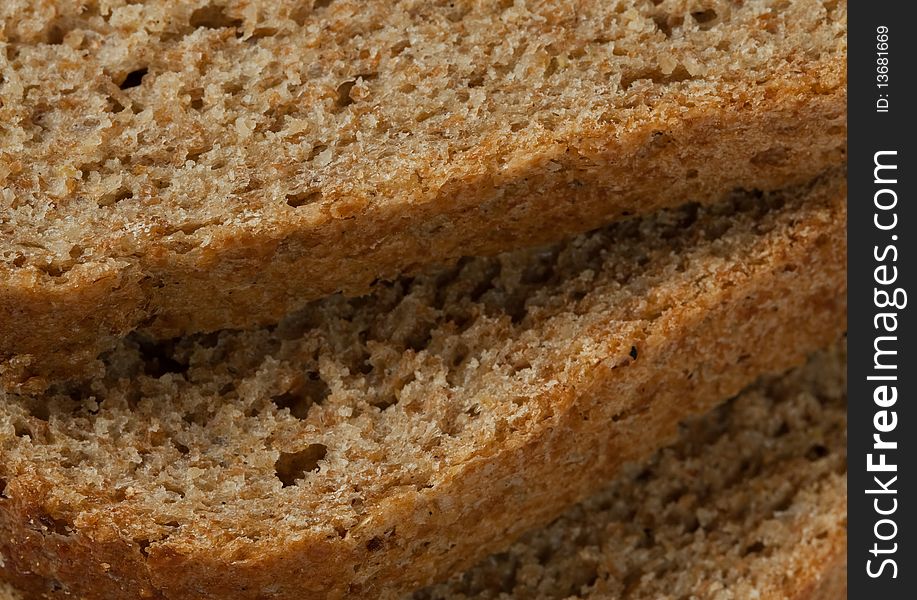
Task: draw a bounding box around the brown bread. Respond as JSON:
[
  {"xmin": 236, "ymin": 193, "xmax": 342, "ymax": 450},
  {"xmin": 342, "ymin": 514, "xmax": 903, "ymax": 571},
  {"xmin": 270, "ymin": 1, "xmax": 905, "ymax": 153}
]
[
  {"xmin": 0, "ymin": 0, "xmax": 847, "ymax": 391},
  {"xmin": 0, "ymin": 174, "xmax": 846, "ymax": 598},
  {"xmin": 0, "ymin": 345, "xmax": 848, "ymax": 600}
]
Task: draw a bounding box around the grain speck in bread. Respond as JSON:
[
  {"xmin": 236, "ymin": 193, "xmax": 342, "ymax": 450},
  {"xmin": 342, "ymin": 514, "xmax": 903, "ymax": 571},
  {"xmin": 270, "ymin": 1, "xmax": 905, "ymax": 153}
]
[
  {"xmin": 414, "ymin": 343, "xmax": 848, "ymax": 600},
  {"xmin": 0, "ymin": 0, "xmax": 848, "ymax": 390},
  {"xmin": 0, "ymin": 174, "xmax": 846, "ymax": 599}
]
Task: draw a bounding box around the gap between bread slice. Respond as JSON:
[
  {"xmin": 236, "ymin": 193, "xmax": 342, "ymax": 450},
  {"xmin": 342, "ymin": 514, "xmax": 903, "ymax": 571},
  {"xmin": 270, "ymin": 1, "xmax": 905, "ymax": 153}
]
[{"xmin": 0, "ymin": 171, "xmax": 846, "ymax": 599}]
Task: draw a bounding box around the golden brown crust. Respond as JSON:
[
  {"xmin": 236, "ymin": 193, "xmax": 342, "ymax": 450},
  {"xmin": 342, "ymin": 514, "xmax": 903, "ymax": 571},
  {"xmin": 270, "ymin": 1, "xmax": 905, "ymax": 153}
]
[
  {"xmin": 0, "ymin": 176, "xmax": 847, "ymax": 599},
  {"xmin": 0, "ymin": 0, "xmax": 847, "ymax": 391}
]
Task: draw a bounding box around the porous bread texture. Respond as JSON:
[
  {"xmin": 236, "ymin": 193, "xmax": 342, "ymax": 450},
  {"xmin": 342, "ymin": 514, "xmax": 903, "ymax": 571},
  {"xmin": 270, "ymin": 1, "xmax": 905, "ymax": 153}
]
[
  {"xmin": 0, "ymin": 174, "xmax": 847, "ymax": 599},
  {"xmin": 0, "ymin": 347, "xmax": 851, "ymax": 600},
  {"xmin": 0, "ymin": 0, "xmax": 848, "ymax": 391},
  {"xmin": 413, "ymin": 344, "xmax": 848, "ymax": 600}
]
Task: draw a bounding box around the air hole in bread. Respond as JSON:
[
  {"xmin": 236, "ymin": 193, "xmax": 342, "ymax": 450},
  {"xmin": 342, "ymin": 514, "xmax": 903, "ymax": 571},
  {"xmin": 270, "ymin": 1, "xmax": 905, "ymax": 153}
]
[
  {"xmin": 372, "ymin": 379, "xmax": 405, "ymax": 411},
  {"xmin": 773, "ymin": 493, "xmax": 794, "ymax": 512},
  {"xmin": 276, "ymin": 444, "xmax": 327, "ymax": 486},
  {"xmin": 653, "ymin": 15, "xmax": 673, "ymax": 38},
  {"xmin": 272, "ymin": 373, "xmax": 329, "ymax": 418},
  {"xmin": 806, "ymin": 444, "xmax": 829, "ymax": 461},
  {"xmin": 335, "ymin": 80, "xmax": 356, "ymax": 109},
  {"xmin": 543, "ymin": 56, "xmax": 559, "ymax": 79},
  {"xmin": 620, "ymin": 65, "xmax": 692, "ymax": 91},
  {"xmin": 28, "ymin": 401, "xmax": 50, "ymax": 421},
  {"xmin": 186, "ymin": 144, "xmax": 212, "ymax": 163},
  {"xmin": 37, "ymin": 513, "xmax": 71, "ymax": 536},
  {"xmin": 365, "ymin": 536, "xmax": 383, "ymax": 551},
  {"xmin": 446, "ymin": 4, "xmax": 471, "ymax": 23},
  {"xmin": 390, "ymin": 39, "xmax": 411, "ymax": 57},
  {"xmin": 36, "ymin": 263, "xmax": 70, "ymax": 277},
  {"xmin": 136, "ymin": 338, "xmax": 189, "ymax": 378},
  {"xmin": 286, "ymin": 190, "xmax": 322, "ymax": 208},
  {"xmin": 13, "ymin": 420, "xmax": 32, "ymax": 438},
  {"xmin": 98, "ymin": 189, "xmax": 133, "ymax": 208},
  {"xmin": 189, "ymin": 5, "xmax": 243, "ymax": 30},
  {"xmin": 691, "ymin": 9, "xmax": 718, "ymax": 29},
  {"xmin": 743, "ymin": 541, "xmax": 766, "ymax": 556},
  {"xmin": 163, "ymin": 483, "xmax": 186, "ymax": 499},
  {"xmin": 403, "ymin": 317, "xmax": 433, "ymax": 348},
  {"xmin": 467, "ymin": 73, "xmax": 485, "ymax": 88},
  {"xmin": 356, "ymin": 357, "xmax": 374, "ymax": 376},
  {"xmin": 308, "ymin": 144, "xmax": 328, "ymax": 161},
  {"xmin": 119, "ymin": 68, "xmax": 147, "ymax": 90},
  {"xmin": 415, "ymin": 110, "xmax": 435, "ymax": 124},
  {"xmin": 46, "ymin": 24, "xmax": 66, "ymax": 45},
  {"xmin": 249, "ymin": 27, "xmax": 278, "ymax": 41}
]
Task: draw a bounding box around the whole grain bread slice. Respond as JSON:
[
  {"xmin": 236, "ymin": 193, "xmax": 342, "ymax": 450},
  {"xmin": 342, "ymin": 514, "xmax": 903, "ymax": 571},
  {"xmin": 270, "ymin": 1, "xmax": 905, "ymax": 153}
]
[
  {"xmin": 0, "ymin": 345, "xmax": 849, "ymax": 600},
  {"xmin": 0, "ymin": 173, "xmax": 846, "ymax": 599},
  {"xmin": 414, "ymin": 343, "xmax": 848, "ymax": 600},
  {"xmin": 0, "ymin": 0, "xmax": 847, "ymax": 391}
]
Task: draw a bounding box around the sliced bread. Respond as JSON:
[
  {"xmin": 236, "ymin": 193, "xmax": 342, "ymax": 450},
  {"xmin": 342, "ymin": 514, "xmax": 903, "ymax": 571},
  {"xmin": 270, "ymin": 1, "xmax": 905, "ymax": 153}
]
[
  {"xmin": 415, "ymin": 343, "xmax": 847, "ymax": 600},
  {"xmin": 0, "ymin": 173, "xmax": 846, "ymax": 599},
  {"xmin": 0, "ymin": 0, "xmax": 848, "ymax": 390},
  {"xmin": 0, "ymin": 346, "xmax": 850, "ymax": 600}
]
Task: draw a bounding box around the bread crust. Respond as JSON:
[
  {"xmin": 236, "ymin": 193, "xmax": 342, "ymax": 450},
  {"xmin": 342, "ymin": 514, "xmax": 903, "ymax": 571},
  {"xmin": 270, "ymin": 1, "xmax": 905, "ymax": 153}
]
[
  {"xmin": 0, "ymin": 56, "xmax": 846, "ymax": 392},
  {"xmin": 0, "ymin": 179, "xmax": 847, "ymax": 599}
]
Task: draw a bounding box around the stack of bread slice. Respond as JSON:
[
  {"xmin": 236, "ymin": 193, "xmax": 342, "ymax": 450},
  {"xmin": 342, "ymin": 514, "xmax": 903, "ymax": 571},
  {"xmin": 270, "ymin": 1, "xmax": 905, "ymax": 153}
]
[
  {"xmin": 0, "ymin": 342, "xmax": 849, "ymax": 599},
  {"xmin": 0, "ymin": 0, "xmax": 846, "ymax": 598}
]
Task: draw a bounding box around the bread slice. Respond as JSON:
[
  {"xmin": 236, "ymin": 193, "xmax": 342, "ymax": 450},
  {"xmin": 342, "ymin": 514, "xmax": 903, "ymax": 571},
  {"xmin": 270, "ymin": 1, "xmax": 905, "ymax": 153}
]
[
  {"xmin": 414, "ymin": 343, "xmax": 847, "ymax": 600},
  {"xmin": 0, "ymin": 345, "xmax": 850, "ymax": 600},
  {"xmin": 0, "ymin": 0, "xmax": 848, "ymax": 391},
  {"xmin": 0, "ymin": 173, "xmax": 846, "ymax": 599}
]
